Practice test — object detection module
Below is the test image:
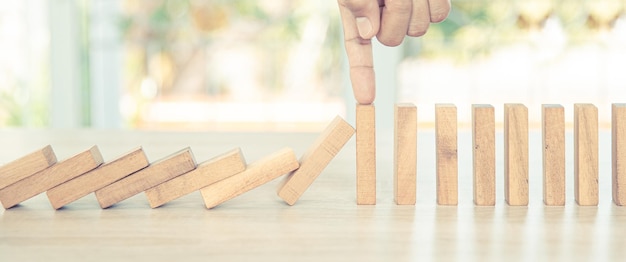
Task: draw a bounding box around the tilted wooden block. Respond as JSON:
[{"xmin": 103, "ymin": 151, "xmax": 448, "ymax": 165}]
[
  {"xmin": 0, "ymin": 145, "xmax": 57, "ymax": 190},
  {"xmin": 504, "ymin": 104, "xmax": 528, "ymax": 206},
  {"xmin": 394, "ymin": 104, "xmax": 417, "ymax": 205},
  {"xmin": 46, "ymin": 147, "xmax": 149, "ymax": 209},
  {"xmin": 436, "ymin": 104, "xmax": 458, "ymax": 205},
  {"xmin": 613, "ymin": 103, "xmax": 626, "ymax": 206},
  {"xmin": 145, "ymin": 148, "xmax": 246, "ymax": 208},
  {"xmin": 472, "ymin": 104, "xmax": 495, "ymax": 206},
  {"xmin": 278, "ymin": 116, "xmax": 355, "ymax": 205},
  {"xmin": 542, "ymin": 104, "xmax": 565, "ymax": 206},
  {"xmin": 201, "ymin": 148, "xmax": 299, "ymax": 209},
  {"xmin": 95, "ymin": 148, "xmax": 196, "ymax": 208},
  {"xmin": 356, "ymin": 104, "xmax": 376, "ymax": 205},
  {"xmin": 574, "ymin": 103, "xmax": 598, "ymax": 206},
  {"xmin": 0, "ymin": 146, "xmax": 103, "ymax": 209}
]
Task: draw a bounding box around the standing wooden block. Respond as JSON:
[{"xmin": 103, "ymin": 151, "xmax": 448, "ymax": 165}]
[
  {"xmin": 201, "ymin": 148, "xmax": 299, "ymax": 209},
  {"xmin": 436, "ymin": 104, "xmax": 457, "ymax": 205},
  {"xmin": 46, "ymin": 147, "xmax": 149, "ymax": 209},
  {"xmin": 504, "ymin": 104, "xmax": 528, "ymax": 206},
  {"xmin": 145, "ymin": 148, "xmax": 246, "ymax": 208},
  {"xmin": 394, "ymin": 104, "xmax": 417, "ymax": 205},
  {"xmin": 0, "ymin": 146, "xmax": 103, "ymax": 209},
  {"xmin": 0, "ymin": 145, "xmax": 57, "ymax": 190},
  {"xmin": 542, "ymin": 104, "xmax": 565, "ymax": 206},
  {"xmin": 356, "ymin": 104, "xmax": 376, "ymax": 205},
  {"xmin": 472, "ymin": 104, "xmax": 495, "ymax": 206},
  {"xmin": 278, "ymin": 117, "xmax": 355, "ymax": 205},
  {"xmin": 613, "ymin": 103, "xmax": 626, "ymax": 206},
  {"xmin": 574, "ymin": 103, "xmax": 598, "ymax": 206},
  {"xmin": 95, "ymin": 148, "xmax": 196, "ymax": 208}
]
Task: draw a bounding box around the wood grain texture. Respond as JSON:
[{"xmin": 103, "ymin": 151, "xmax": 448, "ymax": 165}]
[
  {"xmin": 95, "ymin": 148, "xmax": 196, "ymax": 208},
  {"xmin": 504, "ymin": 104, "xmax": 529, "ymax": 206},
  {"xmin": 542, "ymin": 104, "xmax": 565, "ymax": 206},
  {"xmin": 0, "ymin": 146, "xmax": 103, "ymax": 209},
  {"xmin": 436, "ymin": 104, "xmax": 457, "ymax": 205},
  {"xmin": 574, "ymin": 104, "xmax": 599, "ymax": 206},
  {"xmin": 614, "ymin": 103, "xmax": 626, "ymax": 206},
  {"xmin": 145, "ymin": 148, "xmax": 246, "ymax": 208},
  {"xmin": 356, "ymin": 104, "xmax": 376, "ymax": 205},
  {"xmin": 278, "ymin": 116, "xmax": 355, "ymax": 205},
  {"xmin": 46, "ymin": 147, "xmax": 149, "ymax": 210},
  {"xmin": 472, "ymin": 104, "xmax": 495, "ymax": 206},
  {"xmin": 394, "ymin": 103, "xmax": 417, "ymax": 205},
  {"xmin": 0, "ymin": 145, "xmax": 57, "ymax": 190},
  {"xmin": 201, "ymin": 148, "xmax": 299, "ymax": 209}
]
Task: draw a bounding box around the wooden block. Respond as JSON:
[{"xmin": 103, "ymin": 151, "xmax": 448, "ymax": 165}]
[
  {"xmin": 95, "ymin": 148, "xmax": 196, "ymax": 208},
  {"xmin": 542, "ymin": 104, "xmax": 565, "ymax": 206},
  {"xmin": 574, "ymin": 103, "xmax": 598, "ymax": 206},
  {"xmin": 356, "ymin": 104, "xmax": 376, "ymax": 205},
  {"xmin": 278, "ymin": 116, "xmax": 355, "ymax": 205},
  {"xmin": 201, "ymin": 148, "xmax": 299, "ymax": 209},
  {"xmin": 394, "ymin": 104, "xmax": 417, "ymax": 205},
  {"xmin": 46, "ymin": 147, "xmax": 149, "ymax": 209},
  {"xmin": 613, "ymin": 103, "xmax": 626, "ymax": 206},
  {"xmin": 435, "ymin": 104, "xmax": 457, "ymax": 205},
  {"xmin": 145, "ymin": 148, "xmax": 246, "ymax": 208},
  {"xmin": 0, "ymin": 145, "xmax": 57, "ymax": 190},
  {"xmin": 0, "ymin": 146, "xmax": 103, "ymax": 209},
  {"xmin": 472, "ymin": 104, "xmax": 495, "ymax": 206},
  {"xmin": 504, "ymin": 104, "xmax": 528, "ymax": 206}
]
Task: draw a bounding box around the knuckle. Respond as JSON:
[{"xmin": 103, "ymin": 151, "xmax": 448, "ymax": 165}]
[
  {"xmin": 385, "ymin": 0, "xmax": 412, "ymax": 13},
  {"xmin": 407, "ymin": 22, "xmax": 429, "ymax": 36},
  {"xmin": 340, "ymin": 0, "xmax": 372, "ymax": 10}
]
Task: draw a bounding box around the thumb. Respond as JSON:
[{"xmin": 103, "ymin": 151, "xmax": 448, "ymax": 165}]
[{"xmin": 338, "ymin": 0, "xmax": 381, "ymax": 39}]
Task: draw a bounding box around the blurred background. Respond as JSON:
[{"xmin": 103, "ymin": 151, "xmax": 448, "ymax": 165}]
[{"xmin": 0, "ymin": 0, "xmax": 625, "ymax": 131}]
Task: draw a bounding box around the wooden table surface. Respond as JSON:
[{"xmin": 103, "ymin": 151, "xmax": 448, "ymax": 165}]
[{"xmin": 0, "ymin": 128, "xmax": 624, "ymax": 261}]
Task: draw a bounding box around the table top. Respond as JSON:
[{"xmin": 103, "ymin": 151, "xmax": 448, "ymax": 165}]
[{"xmin": 0, "ymin": 128, "xmax": 625, "ymax": 261}]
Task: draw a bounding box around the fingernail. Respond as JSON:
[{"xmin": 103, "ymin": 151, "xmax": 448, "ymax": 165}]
[{"xmin": 356, "ymin": 17, "xmax": 372, "ymax": 38}]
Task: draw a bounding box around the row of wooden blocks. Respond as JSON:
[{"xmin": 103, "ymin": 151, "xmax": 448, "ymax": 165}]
[
  {"xmin": 0, "ymin": 116, "xmax": 354, "ymax": 210},
  {"xmin": 0, "ymin": 103, "xmax": 625, "ymax": 210}
]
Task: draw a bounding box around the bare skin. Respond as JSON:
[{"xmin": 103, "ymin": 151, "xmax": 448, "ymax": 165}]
[{"xmin": 337, "ymin": 0, "xmax": 451, "ymax": 104}]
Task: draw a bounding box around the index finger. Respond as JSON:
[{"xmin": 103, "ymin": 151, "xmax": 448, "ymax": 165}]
[{"xmin": 338, "ymin": 3, "xmax": 377, "ymax": 104}]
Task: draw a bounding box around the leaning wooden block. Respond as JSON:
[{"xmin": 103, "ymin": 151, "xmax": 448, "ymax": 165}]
[
  {"xmin": 613, "ymin": 104, "xmax": 626, "ymax": 206},
  {"xmin": 46, "ymin": 147, "xmax": 149, "ymax": 209},
  {"xmin": 0, "ymin": 145, "xmax": 57, "ymax": 190},
  {"xmin": 394, "ymin": 104, "xmax": 417, "ymax": 205},
  {"xmin": 145, "ymin": 148, "xmax": 246, "ymax": 208},
  {"xmin": 356, "ymin": 104, "xmax": 376, "ymax": 205},
  {"xmin": 542, "ymin": 104, "xmax": 565, "ymax": 206},
  {"xmin": 201, "ymin": 148, "xmax": 299, "ymax": 209},
  {"xmin": 278, "ymin": 116, "xmax": 355, "ymax": 205},
  {"xmin": 574, "ymin": 103, "xmax": 598, "ymax": 206},
  {"xmin": 472, "ymin": 104, "xmax": 495, "ymax": 206},
  {"xmin": 436, "ymin": 104, "xmax": 457, "ymax": 205},
  {"xmin": 95, "ymin": 148, "xmax": 196, "ymax": 208},
  {"xmin": 504, "ymin": 104, "xmax": 528, "ymax": 206},
  {"xmin": 0, "ymin": 146, "xmax": 103, "ymax": 209}
]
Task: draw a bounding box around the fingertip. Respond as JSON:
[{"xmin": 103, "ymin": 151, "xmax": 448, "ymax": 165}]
[{"xmin": 350, "ymin": 67, "xmax": 376, "ymax": 104}]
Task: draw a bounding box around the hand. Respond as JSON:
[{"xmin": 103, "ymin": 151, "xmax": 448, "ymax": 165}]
[{"xmin": 338, "ymin": 0, "xmax": 451, "ymax": 104}]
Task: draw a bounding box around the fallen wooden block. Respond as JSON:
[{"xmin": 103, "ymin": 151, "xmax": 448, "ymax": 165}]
[
  {"xmin": 504, "ymin": 103, "xmax": 528, "ymax": 206},
  {"xmin": 356, "ymin": 104, "xmax": 376, "ymax": 205},
  {"xmin": 394, "ymin": 104, "xmax": 417, "ymax": 205},
  {"xmin": 472, "ymin": 104, "xmax": 495, "ymax": 206},
  {"xmin": 0, "ymin": 146, "xmax": 103, "ymax": 209},
  {"xmin": 145, "ymin": 148, "xmax": 246, "ymax": 208},
  {"xmin": 574, "ymin": 103, "xmax": 598, "ymax": 206},
  {"xmin": 0, "ymin": 145, "xmax": 57, "ymax": 190},
  {"xmin": 201, "ymin": 148, "xmax": 299, "ymax": 209},
  {"xmin": 436, "ymin": 104, "xmax": 457, "ymax": 205},
  {"xmin": 613, "ymin": 103, "xmax": 626, "ymax": 206},
  {"xmin": 46, "ymin": 147, "xmax": 149, "ymax": 209},
  {"xmin": 542, "ymin": 104, "xmax": 565, "ymax": 206},
  {"xmin": 277, "ymin": 116, "xmax": 355, "ymax": 205},
  {"xmin": 95, "ymin": 148, "xmax": 196, "ymax": 208}
]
